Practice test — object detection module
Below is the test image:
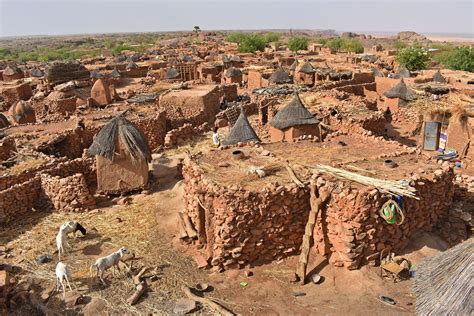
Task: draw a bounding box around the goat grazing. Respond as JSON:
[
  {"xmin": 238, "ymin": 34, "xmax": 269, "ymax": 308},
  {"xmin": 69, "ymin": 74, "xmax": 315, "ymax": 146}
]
[
  {"xmin": 55, "ymin": 262, "xmax": 73, "ymax": 297},
  {"xmin": 60, "ymin": 221, "xmax": 87, "ymax": 237},
  {"xmin": 90, "ymin": 247, "xmax": 129, "ymax": 285},
  {"xmin": 56, "ymin": 221, "xmax": 86, "ymax": 260}
]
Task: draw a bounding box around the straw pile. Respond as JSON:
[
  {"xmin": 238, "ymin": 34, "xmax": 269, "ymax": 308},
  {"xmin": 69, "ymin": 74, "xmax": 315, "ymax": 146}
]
[
  {"xmin": 413, "ymin": 238, "xmax": 473, "ymax": 315},
  {"xmin": 307, "ymin": 164, "xmax": 418, "ymax": 199}
]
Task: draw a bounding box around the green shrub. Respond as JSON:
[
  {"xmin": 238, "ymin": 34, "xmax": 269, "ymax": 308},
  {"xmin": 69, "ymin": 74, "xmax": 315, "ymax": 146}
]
[
  {"xmin": 394, "ymin": 40, "xmax": 407, "ymax": 50},
  {"xmin": 111, "ymin": 43, "xmax": 133, "ymax": 56},
  {"xmin": 436, "ymin": 46, "xmax": 474, "ymax": 72},
  {"xmin": 226, "ymin": 32, "xmax": 247, "ymax": 44},
  {"xmin": 326, "ymin": 37, "xmax": 344, "ymax": 51},
  {"xmin": 396, "ymin": 44, "xmax": 431, "ymax": 71},
  {"xmin": 288, "ymin": 36, "xmax": 308, "ymax": 51},
  {"xmin": 264, "ymin": 32, "xmax": 280, "ymax": 43},
  {"xmin": 342, "ymin": 38, "xmax": 364, "ymax": 53}
]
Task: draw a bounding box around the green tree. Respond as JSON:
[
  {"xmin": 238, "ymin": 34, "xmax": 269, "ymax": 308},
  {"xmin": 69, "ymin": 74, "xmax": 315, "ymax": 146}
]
[
  {"xmin": 226, "ymin": 32, "xmax": 247, "ymax": 44},
  {"xmin": 326, "ymin": 37, "xmax": 344, "ymax": 51},
  {"xmin": 436, "ymin": 46, "xmax": 474, "ymax": 72},
  {"xmin": 342, "ymin": 38, "xmax": 364, "ymax": 53},
  {"xmin": 239, "ymin": 34, "xmax": 267, "ymax": 53},
  {"xmin": 396, "ymin": 44, "xmax": 431, "ymax": 71},
  {"xmin": 288, "ymin": 36, "xmax": 308, "ymax": 52}
]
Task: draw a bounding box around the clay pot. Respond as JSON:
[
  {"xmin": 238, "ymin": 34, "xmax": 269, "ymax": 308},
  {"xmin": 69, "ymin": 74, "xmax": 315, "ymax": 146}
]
[
  {"xmin": 383, "ymin": 159, "xmax": 397, "ymax": 168},
  {"xmin": 232, "ymin": 150, "xmax": 244, "ymax": 160}
]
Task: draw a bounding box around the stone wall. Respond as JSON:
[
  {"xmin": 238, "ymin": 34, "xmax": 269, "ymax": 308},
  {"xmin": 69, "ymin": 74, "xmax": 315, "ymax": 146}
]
[
  {"xmin": 41, "ymin": 173, "xmax": 95, "ymax": 212},
  {"xmin": 0, "ymin": 137, "xmax": 17, "ymax": 162},
  {"xmin": 182, "ymin": 157, "xmax": 455, "ymax": 270},
  {"xmin": 0, "ymin": 157, "xmax": 96, "ymax": 224},
  {"xmin": 164, "ymin": 122, "xmax": 209, "ymax": 147}
]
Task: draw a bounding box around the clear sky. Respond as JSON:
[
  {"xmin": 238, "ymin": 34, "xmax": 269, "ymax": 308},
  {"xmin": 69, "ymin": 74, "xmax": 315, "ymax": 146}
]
[{"xmin": 0, "ymin": 0, "xmax": 473, "ymax": 37}]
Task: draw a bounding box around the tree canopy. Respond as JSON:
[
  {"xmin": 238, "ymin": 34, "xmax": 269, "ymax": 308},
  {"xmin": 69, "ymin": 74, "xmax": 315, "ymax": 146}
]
[
  {"xmin": 396, "ymin": 44, "xmax": 431, "ymax": 71},
  {"xmin": 288, "ymin": 36, "xmax": 309, "ymax": 52}
]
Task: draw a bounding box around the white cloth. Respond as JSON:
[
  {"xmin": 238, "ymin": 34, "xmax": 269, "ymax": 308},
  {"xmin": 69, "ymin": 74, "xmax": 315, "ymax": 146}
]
[{"xmin": 212, "ymin": 132, "xmax": 220, "ymax": 145}]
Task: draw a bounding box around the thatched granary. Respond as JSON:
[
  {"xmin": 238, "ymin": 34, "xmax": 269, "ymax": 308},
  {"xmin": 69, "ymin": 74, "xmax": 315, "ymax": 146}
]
[
  {"xmin": 90, "ymin": 71, "xmax": 103, "ymax": 79},
  {"xmin": 222, "ymin": 111, "xmax": 260, "ymax": 146},
  {"xmin": 269, "ymin": 93, "xmax": 320, "ymax": 142},
  {"xmin": 0, "ymin": 113, "xmax": 10, "ymax": 128},
  {"xmin": 371, "ymin": 67, "xmax": 385, "ymax": 78},
  {"xmin": 88, "ymin": 115, "xmax": 151, "ymax": 194},
  {"xmin": 413, "ymin": 238, "xmax": 473, "ymax": 315},
  {"xmin": 7, "ymin": 101, "xmax": 36, "ymax": 124},
  {"xmin": 383, "ymin": 78, "xmax": 416, "ymax": 111},
  {"xmin": 111, "ymin": 67, "xmax": 122, "ymax": 78},
  {"xmin": 3, "ymin": 64, "xmax": 24, "ymax": 81},
  {"xmin": 433, "ymin": 70, "xmax": 446, "ymax": 84},
  {"xmin": 44, "ymin": 61, "xmax": 90, "ymax": 84},
  {"xmin": 30, "ymin": 68, "xmax": 43, "ymax": 78},
  {"xmin": 166, "ymin": 67, "xmax": 180, "ymax": 80},
  {"xmin": 126, "ymin": 61, "xmax": 139, "ymax": 70},
  {"xmin": 224, "ymin": 67, "xmax": 242, "ymax": 84},
  {"xmin": 394, "ymin": 66, "xmax": 411, "ymax": 79},
  {"xmin": 269, "ymin": 68, "xmax": 291, "ymax": 84},
  {"xmin": 295, "ymin": 62, "xmax": 316, "ymax": 86}
]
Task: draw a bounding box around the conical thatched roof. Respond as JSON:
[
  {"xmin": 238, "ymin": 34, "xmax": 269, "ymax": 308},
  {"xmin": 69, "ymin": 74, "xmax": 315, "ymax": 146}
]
[
  {"xmin": 384, "ymin": 79, "xmax": 416, "ymax": 101},
  {"xmin": 225, "ymin": 67, "xmax": 242, "ymax": 78},
  {"xmin": 166, "ymin": 67, "xmax": 180, "ymax": 80},
  {"xmin": 230, "ymin": 55, "xmax": 242, "ymax": 62},
  {"xmin": 433, "ymin": 70, "xmax": 446, "ymax": 83},
  {"xmin": 413, "ymin": 238, "xmax": 473, "ymax": 315},
  {"xmin": 298, "ymin": 62, "xmax": 316, "ymax": 74},
  {"xmin": 0, "ymin": 113, "xmax": 10, "ymax": 128},
  {"xmin": 395, "ymin": 66, "xmax": 411, "ymax": 79},
  {"xmin": 222, "ymin": 55, "xmax": 231, "ymax": 63},
  {"xmin": 290, "ymin": 60, "xmax": 298, "ymax": 71},
  {"xmin": 270, "ymin": 93, "xmax": 319, "ymax": 130},
  {"xmin": 88, "ymin": 115, "xmax": 151, "ymax": 163},
  {"xmin": 90, "ymin": 71, "xmax": 103, "ymax": 79},
  {"xmin": 269, "ymin": 68, "xmax": 291, "ymax": 84},
  {"xmin": 222, "ymin": 111, "xmax": 260, "ymax": 146},
  {"xmin": 111, "ymin": 67, "xmax": 121, "ymax": 78},
  {"xmin": 4, "ymin": 64, "xmax": 21, "ymax": 76},
  {"xmin": 30, "ymin": 68, "xmax": 43, "ymax": 78},
  {"xmin": 371, "ymin": 67, "xmax": 385, "ymax": 77},
  {"xmin": 126, "ymin": 61, "xmax": 138, "ymax": 69}
]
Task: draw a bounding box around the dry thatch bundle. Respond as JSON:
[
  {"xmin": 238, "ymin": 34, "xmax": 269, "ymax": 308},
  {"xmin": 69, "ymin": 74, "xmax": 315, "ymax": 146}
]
[
  {"xmin": 222, "ymin": 111, "xmax": 260, "ymax": 145},
  {"xmin": 394, "ymin": 66, "xmax": 411, "ymax": 79},
  {"xmin": 413, "ymin": 238, "xmax": 473, "ymax": 315},
  {"xmin": 88, "ymin": 115, "xmax": 151, "ymax": 163},
  {"xmin": 270, "ymin": 93, "xmax": 319, "ymax": 130},
  {"xmin": 384, "ymin": 79, "xmax": 416, "ymax": 101},
  {"xmin": 111, "ymin": 67, "xmax": 122, "ymax": 78},
  {"xmin": 3, "ymin": 64, "xmax": 22, "ymax": 76}
]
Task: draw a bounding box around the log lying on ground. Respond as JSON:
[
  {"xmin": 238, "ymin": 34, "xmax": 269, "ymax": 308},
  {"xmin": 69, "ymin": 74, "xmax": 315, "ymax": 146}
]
[
  {"xmin": 178, "ymin": 211, "xmax": 198, "ymax": 238},
  {"xmin": 127, "ymin": 267, "xmax": 148, "ymax": 305},
  {"xmin": 182, "ymin": 286, "xmax": 235, "ymax": 316}
]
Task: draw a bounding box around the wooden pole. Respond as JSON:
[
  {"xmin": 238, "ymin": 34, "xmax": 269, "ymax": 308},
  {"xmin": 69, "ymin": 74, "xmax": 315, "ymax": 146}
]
[{"xmin": 296, "ymin": 181, "xmax": 329, "ymax": 284}]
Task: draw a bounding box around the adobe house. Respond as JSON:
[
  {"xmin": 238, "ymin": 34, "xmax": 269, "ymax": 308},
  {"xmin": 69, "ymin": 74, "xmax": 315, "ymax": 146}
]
[
  {"xmin": 44, "ymin": 61, "xmax": 90, "ymax": 84},
  {"xmin": 269, "ymin": 68, "xmax": 292, "ymax": 85},
  {"xmin": 88, "ymin": 114, "xmax": 151, "ymax": 194},
  {"xmin": 223, "ymin": 67, "xmax": 242, "ymax": 84},
  {"xmin": 269, "ymin": 93, "xmax": 320, "ymax": 142},
  {"xmin": 247, "ymin": 67, "xmax": 272, "ymax": 90},
  {"xmin": 2, "ymin": 65, "xmax": 24, "ymax": 81},
  {"xmin": 383, "ymin": 78, "xmax": 416, "ymax": 112},
  {"xmin": 198, "ymin": 63, "xmax": 221, "ymax": 83},
  {"xmin": 295, "ymin": 61, "xmax": 316, "ymax": 86},
  {"xmin": 7, "ymin": 101, "xmax": 36, "ymax": 125},
  {"xmin": 124, "ymin": 61, "xmax": 147, "ymax": 78},
  {"xmin": 222, "ymin": 110, "xmax": 260, "ymax": 146}
]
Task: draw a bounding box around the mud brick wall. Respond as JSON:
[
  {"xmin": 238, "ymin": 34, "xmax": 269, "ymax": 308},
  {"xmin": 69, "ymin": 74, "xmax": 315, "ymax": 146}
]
[
  {"xmin": 183, "ymin": 157, "xmax": 455, "ymax": 271},
  {"xmin": 134, "ymin": 110, "xmax": 167, "ymax": 149},
  {"xmin": 327, "ymin": 112, "xmax": 387, "ymax": 136},
  {"xmin": 40, "ymin": 173, "xmax": 95, "ymax": 212},
  {"xmin": 0, "ymin": 158, "xmax": 66, "ymax": 191},
  {"xmin": 164, "ymin": 122, "xmax": 209, "ymax": 147},
  {"xmin": 1, "ymin": 82, "xmax": 32, "ymax": 107},
  {"xmin": 0, "ymin": 137, "xmax": 17, "ymax": 162},
  {"xmin": 44, "ymin": 157, "xmax": 96, "ymax": 187},
  {"xmin": 0, "ymin": 176, "xmax": 42, "ymax": 224}
]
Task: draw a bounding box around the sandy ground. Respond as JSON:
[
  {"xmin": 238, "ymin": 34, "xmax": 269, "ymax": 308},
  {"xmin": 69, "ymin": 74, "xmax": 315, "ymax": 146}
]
[{"xmin": 1, "ymin": 140, "xmax": 450, "ymax": 315}]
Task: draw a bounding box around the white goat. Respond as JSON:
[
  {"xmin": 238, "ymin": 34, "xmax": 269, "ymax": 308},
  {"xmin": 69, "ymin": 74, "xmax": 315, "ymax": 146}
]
[
  {"xmin": 55, "ymin": 262, "xmax": 73, "ymax": 297},
  {"xmin": 90, "ymin": 247, "xmax": 129, "ymax": 285},
  {"xmin": 56, "ymin": 221, "xmax": 87, "ymax": 260}
]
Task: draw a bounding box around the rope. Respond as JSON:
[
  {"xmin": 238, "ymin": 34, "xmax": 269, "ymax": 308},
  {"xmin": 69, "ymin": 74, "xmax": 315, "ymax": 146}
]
[{"xmin": 380, "ymin": 199, "xmax": 405, "ymax": 225}]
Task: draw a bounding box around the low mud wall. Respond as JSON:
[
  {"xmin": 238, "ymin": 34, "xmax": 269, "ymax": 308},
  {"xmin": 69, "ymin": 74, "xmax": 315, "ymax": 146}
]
[{"xmin": 182, "ymin": 157, "xmax": 454, "ymax": 270}]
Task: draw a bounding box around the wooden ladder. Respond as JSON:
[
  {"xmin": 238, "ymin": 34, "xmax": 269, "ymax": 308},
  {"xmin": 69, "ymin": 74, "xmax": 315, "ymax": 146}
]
[{"xmin": 296, "ymin": 181, "xmax": 329, "ymax": 284}]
